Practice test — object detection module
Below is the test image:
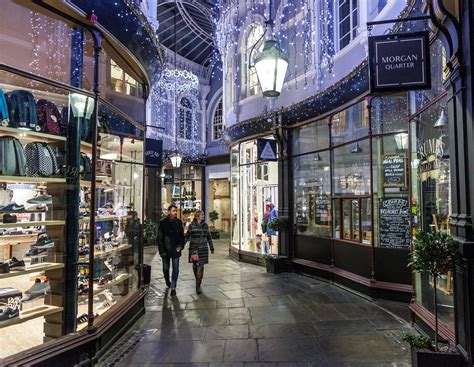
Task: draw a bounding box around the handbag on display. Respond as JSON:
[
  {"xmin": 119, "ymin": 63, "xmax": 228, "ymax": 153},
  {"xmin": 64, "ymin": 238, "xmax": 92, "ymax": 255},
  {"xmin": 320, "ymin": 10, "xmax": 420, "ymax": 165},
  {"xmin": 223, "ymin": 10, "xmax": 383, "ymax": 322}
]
[
  {"xmin": 80, "ymin": 153, "xmax": 92, "ymax": 181},
  {"xmin": 36, "ymin": 99, "xmax": 66, "ymax": 136},
  {"xmin": 24, "ymin": 142, "xmax": 58, "ymax": 177},
  {"xmin": 5, "ymin": 90, "xmax": 39, "ymax": 130},
  {"xmin": 0, "ymin": 136, "xmax": 26, "ymax": 176},
  {"xmin": 0, "ymin": 89, "xmax": 10, "ymax": 126}
]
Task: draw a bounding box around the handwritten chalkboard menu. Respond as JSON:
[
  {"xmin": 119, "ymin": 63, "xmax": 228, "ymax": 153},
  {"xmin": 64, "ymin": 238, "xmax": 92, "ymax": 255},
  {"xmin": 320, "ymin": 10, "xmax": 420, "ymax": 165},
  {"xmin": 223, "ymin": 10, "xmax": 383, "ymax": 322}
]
[
  {"xmin": 315, "ymin": 195, "xmax": 330, "ymax": 225},
  {"xmin": 379, "ymin": 197, "xmax": 410, "ymax": 248},
  {"xmin": 383, "ymin": 154, "xmax": 407, "ymax": 189}
]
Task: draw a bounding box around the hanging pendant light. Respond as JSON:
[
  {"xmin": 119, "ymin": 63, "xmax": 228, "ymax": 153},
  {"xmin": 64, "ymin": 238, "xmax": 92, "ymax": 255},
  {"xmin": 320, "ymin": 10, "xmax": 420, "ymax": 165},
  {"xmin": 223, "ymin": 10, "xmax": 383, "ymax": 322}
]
[
  {"xmin": 434, "ymin": 108, "xmax": 448, "ymax": 129},
  {"xmin": 250, "ymin": 0, "xmax": 288, "ymax": 97},
  {"xmin": 170, "ymin": 149, "xmax": 182, "ymax": 168},
  {"xmin": 313, "ymin": 152, "xmax": 322, "ymax": 161},
  {"xmin": 351, "ymin": 142, "xmax": 363, "ymax": 153}
]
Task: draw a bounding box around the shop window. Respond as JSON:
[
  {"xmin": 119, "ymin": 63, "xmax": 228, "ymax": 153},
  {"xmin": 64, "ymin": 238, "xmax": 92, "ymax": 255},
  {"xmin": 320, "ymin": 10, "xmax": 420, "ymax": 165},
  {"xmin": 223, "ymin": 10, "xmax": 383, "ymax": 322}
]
[
  {"xmin": 212, "ymin": 98, "xmax": 223, "ymax": 140},
  {"xmin": 332, "ymin": 138, "xmax": 371, "ymax": 196},
  {"xmin": 179, "ymin": 97, "xmax": 193, "ymax": 140},
  {"xmin": 333, "ymin": 197, "xmax": 371, "ymax": 244},
  {"xmin": 292, "ymin": 119, "xmax": 330, "ymax": 155},
  {"xmin": 371, "ymin": 94, "xmax": 408, "ymax": 134},
  {"xmin": 110, "ymin": 60, "xmax": 138, "ymax": 96},
  {"xmin": 331, "ymin": 101, "xmax": 368, "ymax": 145},
  {"xmin": 294, "ymin": 152, "xmax": 332, "ymax": 237},
  {"xmin": 337, "ymin": 0, "xmax": 358, "ymax": 51},
  {"xmin": 244, "ymin": 24, "xmax": 265, "ymax": 97}
]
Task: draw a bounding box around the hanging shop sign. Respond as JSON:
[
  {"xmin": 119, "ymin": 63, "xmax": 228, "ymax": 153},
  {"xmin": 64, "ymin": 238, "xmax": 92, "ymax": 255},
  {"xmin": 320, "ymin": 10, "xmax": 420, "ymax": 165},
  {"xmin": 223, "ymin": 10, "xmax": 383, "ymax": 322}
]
[
  {"xmin": 379, "ymin": 197, "xmax": 410, "ymax": 248},
  {"xmin": 383, "ymin": 154, "xmax": 407, "ymax": 189},
  {"xmin": 257, "ymin": 138, "xmax": 277, "ymax": 161},
  {"xmin": 144, "ymin": 138, "xmax": 163, "ymax": 167},
  {"xmin": 368, "ymin": 31, "xmax": 431, "ymax": 93}
]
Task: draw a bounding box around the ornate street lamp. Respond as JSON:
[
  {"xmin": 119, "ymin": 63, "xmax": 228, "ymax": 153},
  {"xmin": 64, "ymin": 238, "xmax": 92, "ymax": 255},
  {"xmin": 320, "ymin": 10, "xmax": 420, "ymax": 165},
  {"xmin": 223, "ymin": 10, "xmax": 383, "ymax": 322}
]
[
  {"xmin": 250, "ymin": 0, "xmax": 288, "ymax": 97},
  {"xmin": 170, "ymin": 149, "xmax": 182, "ymax": 168}
]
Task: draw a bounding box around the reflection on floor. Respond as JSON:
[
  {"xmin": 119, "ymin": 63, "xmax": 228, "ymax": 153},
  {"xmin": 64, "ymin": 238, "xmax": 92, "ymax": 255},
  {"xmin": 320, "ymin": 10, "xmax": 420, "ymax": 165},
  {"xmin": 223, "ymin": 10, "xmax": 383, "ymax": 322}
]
[{"xmin": 110, "ymin": 240, "xmax": 413, "ymax": 366}]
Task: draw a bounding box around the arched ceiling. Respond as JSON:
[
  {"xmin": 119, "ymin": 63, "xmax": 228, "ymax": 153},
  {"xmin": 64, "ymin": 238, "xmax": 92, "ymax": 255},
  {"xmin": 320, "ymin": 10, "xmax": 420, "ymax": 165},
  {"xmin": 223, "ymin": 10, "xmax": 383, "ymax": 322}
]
[{"xmin": 157, "ymin": 0, "xmax": 217, "ymax": 66}]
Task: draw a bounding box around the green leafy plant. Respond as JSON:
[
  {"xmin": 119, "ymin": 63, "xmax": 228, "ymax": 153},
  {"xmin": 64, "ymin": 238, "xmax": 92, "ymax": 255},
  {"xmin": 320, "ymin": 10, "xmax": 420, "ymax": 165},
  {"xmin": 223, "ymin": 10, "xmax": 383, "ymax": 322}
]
[
  {"xmin": 409, "ymin": 230, "xmax": 460, "ymax": 351},
  {"xmin": 401, "ymin": 332, "xmax": 433, "ymax": 350},
  {"xmin": 209, "ymin": 210, "xmax": 219, "ymax": 225},
  {"xmin": 144, "ymin": 218, "xmax": 157, "ymax": 240},
  {"xmin": 262, "ymin": 253, "xmax": 276, "ymax": 266},
  {"xmin": 268, "ymin": 217, "xmax": 287, "ymax": 232}
]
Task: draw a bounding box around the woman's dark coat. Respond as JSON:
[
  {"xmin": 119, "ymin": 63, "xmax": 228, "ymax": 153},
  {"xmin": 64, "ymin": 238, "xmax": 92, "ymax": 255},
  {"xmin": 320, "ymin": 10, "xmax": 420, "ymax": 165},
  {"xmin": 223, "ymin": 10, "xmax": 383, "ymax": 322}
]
[{"xmin": 186, "ymin": 220, "xmax": 214, "ymax": 265}]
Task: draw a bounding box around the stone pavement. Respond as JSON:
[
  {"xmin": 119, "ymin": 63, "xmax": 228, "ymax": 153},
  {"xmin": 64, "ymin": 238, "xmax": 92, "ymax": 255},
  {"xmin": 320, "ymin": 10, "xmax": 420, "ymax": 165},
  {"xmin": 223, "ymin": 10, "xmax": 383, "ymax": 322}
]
[{"xmin": 116, "ymin": 240, "xmax": 413, "ymax": 366}]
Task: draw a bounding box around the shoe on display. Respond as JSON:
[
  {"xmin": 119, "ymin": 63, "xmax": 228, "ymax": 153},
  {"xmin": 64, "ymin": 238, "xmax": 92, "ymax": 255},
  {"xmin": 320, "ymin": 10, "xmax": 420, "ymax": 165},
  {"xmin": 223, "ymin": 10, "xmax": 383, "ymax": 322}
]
[
  {"xmin": 97, "ymin": 277, "xmax": 109, "ymax": 288},
  {"xmin": 27, "ymin": 195, "xmax": 52, "ymax": 205},
  {"xmin": 0, "ymin": 262, "xmax": 10, "ymax": 274},
  {"xmin": 25, "ymin": 247, "xmax": 47, "ymax": 257},
  {"xmin": 7, "ymin": 257, "xmax": 25, "ymax": 271},
  {"xmin": 76, "ymin": 313, "xmax": 88, "ymax": 324},
  {"xmin": 0, "ymin": 203, "xmax": 25, "ymax": 212},
  {"xmin": 26, "ymin": 204, "xmax": 47, "ymax": 212},
  {"xmin": 33, "ymin": 234, "xmax": 54, "ymax": 249},
  {"xmin": 3, "ymin": 214, "xmax": 17, "ymax": 223},
  {"xmin": 0, "ymin": 307, "xmax": 19, "ymax": 323},
  {"xmin": 25, "ymin": 278, "xmax": 50, "ymax": 296},
  {"xmin": 97, "ymin": 301, "xmax": 111, "ymax": 310}
]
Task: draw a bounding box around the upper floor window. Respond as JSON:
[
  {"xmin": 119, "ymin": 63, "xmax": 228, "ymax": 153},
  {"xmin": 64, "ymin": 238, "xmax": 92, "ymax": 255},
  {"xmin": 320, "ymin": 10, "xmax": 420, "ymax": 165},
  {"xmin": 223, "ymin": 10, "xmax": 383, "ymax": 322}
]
[
  {"xmin": 179, "ymin": 97, "xmax": 193, "ymax": 140},
  {"xmin": 337, "ymin": 0, "xmax": 358, "ymax": 50},
  {"xmin": 110, "ymin": 60, "xmax": 139, "ymax": 96},
  {"xmin": 245, "ymin": 24, "xmax": 265, "ymax": 96},
  {"xmin": 212, "ymin": 98, "xmax": 223, "ymax": 140}
]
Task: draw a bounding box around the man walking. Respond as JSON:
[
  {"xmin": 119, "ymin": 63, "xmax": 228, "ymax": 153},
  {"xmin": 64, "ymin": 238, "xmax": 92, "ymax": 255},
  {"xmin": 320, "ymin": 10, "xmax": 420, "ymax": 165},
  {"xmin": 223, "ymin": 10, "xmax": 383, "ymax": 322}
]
[{"xmin": 157, "ymin": 205, "xmax": 185, "ymax": 296}]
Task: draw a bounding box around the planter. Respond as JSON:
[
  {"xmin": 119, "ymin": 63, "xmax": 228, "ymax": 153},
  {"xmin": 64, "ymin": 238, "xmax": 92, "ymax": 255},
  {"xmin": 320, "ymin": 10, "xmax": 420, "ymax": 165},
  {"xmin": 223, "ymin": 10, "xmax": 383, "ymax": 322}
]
[
  {"xmin": 211, "ymin": 231, "xmax": 220, "ymax": 239},
  {"xmin": 411, "ymin": 346, "xmax": 463, "ymax": 367},
  {"xmin": 265, "ymin": 256, "xmax": 288, "ymax": 274}
]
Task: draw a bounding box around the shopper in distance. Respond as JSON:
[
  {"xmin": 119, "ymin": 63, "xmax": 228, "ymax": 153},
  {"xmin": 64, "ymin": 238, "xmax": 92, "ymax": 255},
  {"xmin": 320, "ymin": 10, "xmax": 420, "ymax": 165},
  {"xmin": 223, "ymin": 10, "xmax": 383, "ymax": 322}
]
[
  {"xmin": 185, "ymin": 210, "xmax": 215, "ymax": 294},
  {"xmin": 157, "ymin": 205, "xmax": 185, "ymax": 296}
]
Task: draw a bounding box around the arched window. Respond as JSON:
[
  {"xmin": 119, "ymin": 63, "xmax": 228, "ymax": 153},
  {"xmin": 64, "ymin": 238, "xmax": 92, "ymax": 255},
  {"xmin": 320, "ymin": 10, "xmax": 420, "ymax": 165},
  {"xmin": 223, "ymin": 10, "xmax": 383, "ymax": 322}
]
[
  {"xmin": 179, "ymin": 97, "xmax": 193, "ymax": 140},
  {"xmin": 336, "ymin": 0, "xmax": 358, "ymax": 51},
  {"xmin": 212, "ymin": 98, "xmax": 223, "ymax": 140},
  {"xmin": 244, "ymin": 24, "xmax": 265, "ymax": 96}
]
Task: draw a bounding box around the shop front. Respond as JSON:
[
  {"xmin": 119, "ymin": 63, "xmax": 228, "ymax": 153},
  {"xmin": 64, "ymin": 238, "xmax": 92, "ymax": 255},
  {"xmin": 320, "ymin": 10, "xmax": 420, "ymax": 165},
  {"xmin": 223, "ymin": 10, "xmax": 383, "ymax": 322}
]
[
  {"xmin": 230, "ymin": 137, "xmax": 279, "ymax": 263},
  {"xmin": 0, "ymin": 1, "xmax": 160, "ymax": 365}
]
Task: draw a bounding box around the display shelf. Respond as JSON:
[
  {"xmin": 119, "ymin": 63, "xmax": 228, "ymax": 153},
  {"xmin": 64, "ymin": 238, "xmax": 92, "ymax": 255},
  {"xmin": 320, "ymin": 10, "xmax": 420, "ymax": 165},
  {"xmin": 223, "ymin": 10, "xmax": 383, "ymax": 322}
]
[
  {"xmin": 0, "ymin": 262, "xmax": 64, "ymax": 279},
  {"xmin": 80, "ymin": 180, "xmax": 132, "ymax": 189},
  {"xmin": 0, "ymin": 210, "xmax": 48, "ymax": 214},
  {"xmin": 0, "ymin": 175, "xmax": 66, "ymax": 184},
  {"xmin": 81, "ymin": 141, "xmax": 94, "ymax": 154},
  {"xmin": 0, "ymin": 305, "xmax": 63, "ymax": 329},
  {"xmin": 93, "ymin": 273, "xmax": 132, "ymax": 295},
  {"xmin": 0, "ymin": 126, "xmax": 66, "ymax": 144},
  {"xmin": 79, "ymin": 215, "xmax": 130, "ymax": 224},
  {"xmin": 0, "ymin": 220, "xmax": 65, "ymax": 229},
  {"xmin": 78, "ymin": 244, "xmax": 132, "ymax": 262}
]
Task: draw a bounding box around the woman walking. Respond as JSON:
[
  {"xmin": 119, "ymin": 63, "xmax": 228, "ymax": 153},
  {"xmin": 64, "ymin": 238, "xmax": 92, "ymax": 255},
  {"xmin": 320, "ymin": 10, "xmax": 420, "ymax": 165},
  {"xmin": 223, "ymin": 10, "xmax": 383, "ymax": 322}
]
[{"xmin": 186, "ymin": 210, "xmax": 214, "ymax": 294}]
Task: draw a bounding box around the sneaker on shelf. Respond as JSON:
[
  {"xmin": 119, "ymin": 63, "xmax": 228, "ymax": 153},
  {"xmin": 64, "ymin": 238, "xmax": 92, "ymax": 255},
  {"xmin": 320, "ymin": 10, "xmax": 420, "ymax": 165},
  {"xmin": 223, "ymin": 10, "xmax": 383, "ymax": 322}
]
[
  {"xmin": 25, "ymin": 278, "xmax": 50, "ymax": 296},
  {"xmin": 0, "ymin": 307, "xmax": 19, "ymax": 323},
  {"xmin": 76, "ymin": 313, "xmax": 88, "ymax": 324},
  {"xmin": 0, "ymin": 262, "xmax": 10, "ymax": 274},
  {"xmin": 27, "ymin": 195, "xmax": 52, "ymax": 205},
  {"xmin": 103, "ymin": 290, "xmax": 115, "ymax": 303},
  {"xmin": 7, "ymin": 257, "xmax": 25, "ymax": 271},
  {"xmin": 33, "ymin": 234, "xmax": 54, "ymax": 249},
  {"xmin": 97, "ymin": 277, "xmax": 109, "ymax": 288},
  {"xmin": 0, "ymin": 203, "xmax": 25, "ymax": 212},
  {"xmin": 25, "ymin": 247, "xmax": 47, "ymax": 257},
  {"xmin": 97, "ymin": 301, "xmax": 111, "ymax": 310},
  {"xmin": 77, "ymin": 283, "xmax": 89, "ymax": 295}
]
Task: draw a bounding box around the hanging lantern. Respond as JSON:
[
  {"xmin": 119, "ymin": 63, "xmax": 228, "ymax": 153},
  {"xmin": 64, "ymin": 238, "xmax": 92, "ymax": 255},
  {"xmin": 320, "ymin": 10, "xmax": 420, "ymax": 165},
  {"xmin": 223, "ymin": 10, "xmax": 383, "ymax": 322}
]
[
  {"xmin": 253, "ymin": 38, "xmax": 289, "ymax": 97},
  {"xmin": 170, "ymin": 150, "xmax": 182, "ymax": 168},
  {"xmin": 394, "ymin": 133, "xmax": 409, "ymax": 151}
]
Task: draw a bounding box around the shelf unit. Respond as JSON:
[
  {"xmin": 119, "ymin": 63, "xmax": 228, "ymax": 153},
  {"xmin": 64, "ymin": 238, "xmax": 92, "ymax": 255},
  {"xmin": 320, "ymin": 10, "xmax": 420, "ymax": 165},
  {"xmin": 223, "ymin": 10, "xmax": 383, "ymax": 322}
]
[
  {"xmin": 0, "ymin": 305, "xmax": 63, "ymax": 329},
  {"xmin": 78, "ymin": 244, "xmax": 132, "ymax": 262},
  {"xmin": 0, "ymin": 263, "xmax": 64, "ymax": 279},
  {"xmin": 93, "ymin": 273, "xmax": 132, "ymax": 295},
  {"xmin": 0, "ymin": 126, "xmax": 66, "ymax": 144},
  {"xmin": 0, "ymin": 220, "xmax": 65, "ymax": 229},
  {"xmin": 79, "ymin": 215, "xmax": 131, "ymax": 224},
  {"xmin": 0, "ymin": 176, "xmax": 66, "ymax": 184}
]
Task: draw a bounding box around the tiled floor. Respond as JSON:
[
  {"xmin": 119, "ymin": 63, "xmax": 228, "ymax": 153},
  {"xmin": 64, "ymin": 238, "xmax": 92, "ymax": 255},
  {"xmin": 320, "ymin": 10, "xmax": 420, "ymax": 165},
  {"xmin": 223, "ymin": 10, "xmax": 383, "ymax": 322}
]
[{"xmin": 117, "ymin": 240, "xmax": 413, "ymax": 366}]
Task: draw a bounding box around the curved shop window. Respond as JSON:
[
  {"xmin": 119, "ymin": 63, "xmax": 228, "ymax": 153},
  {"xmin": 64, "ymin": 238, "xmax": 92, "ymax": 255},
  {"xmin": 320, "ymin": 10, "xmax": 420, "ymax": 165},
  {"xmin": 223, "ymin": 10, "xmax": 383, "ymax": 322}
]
[{"xmin": 230, "ymin": 138, "xmax": 279, "ymax": 255}]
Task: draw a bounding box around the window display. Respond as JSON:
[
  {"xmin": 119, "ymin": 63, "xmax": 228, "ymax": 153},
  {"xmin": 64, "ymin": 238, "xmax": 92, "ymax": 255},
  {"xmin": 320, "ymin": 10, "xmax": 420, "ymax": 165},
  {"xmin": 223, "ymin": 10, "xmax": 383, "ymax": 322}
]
[{"xmin": 230, "ymin": 138, "xmax": 278, "ymax": 255}]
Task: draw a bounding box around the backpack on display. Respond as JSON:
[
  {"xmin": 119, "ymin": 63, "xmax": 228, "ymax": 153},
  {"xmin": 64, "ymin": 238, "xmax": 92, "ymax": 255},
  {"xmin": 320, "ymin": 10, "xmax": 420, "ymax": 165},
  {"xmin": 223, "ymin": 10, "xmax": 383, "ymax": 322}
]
[
  {"xmin": 80, "ymin": 153, "xmax": 92, "ymax": 181},
  {"xmin": 0, "ymin": 89, "xmax": 10, "ymax": 127},
  {"xmin": 0, "ymin": 136, "xmax": 26, "ymax": 176},
  {"xmin": 37, "ymin": 99, "xmax": 66, "ymax": 136},
  {"xmin": 5, "ymin": 90, "xmax": 39, "ymax": 131},
  {"xmin": 24, "ymin": 142, "xmax": 58, "ymax": 177}
]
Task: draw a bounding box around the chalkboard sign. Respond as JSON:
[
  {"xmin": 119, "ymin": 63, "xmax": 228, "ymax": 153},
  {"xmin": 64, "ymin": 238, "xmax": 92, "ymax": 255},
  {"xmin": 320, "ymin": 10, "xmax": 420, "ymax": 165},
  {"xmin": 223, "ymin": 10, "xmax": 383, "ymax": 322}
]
[
  {"xmin": 379, "ymin": 197, "xmax": 410, "ymax": 248},
  {"xmin": 296, "ymin": 214, "xmax": 309, "ymax": 225},
  {"xmin": 315, "ymin": 195, "xmax": 330, "ymax": 225},
  {"xmin": 383, "ymin": 154, "xmax": 407, "ymax": 189}
]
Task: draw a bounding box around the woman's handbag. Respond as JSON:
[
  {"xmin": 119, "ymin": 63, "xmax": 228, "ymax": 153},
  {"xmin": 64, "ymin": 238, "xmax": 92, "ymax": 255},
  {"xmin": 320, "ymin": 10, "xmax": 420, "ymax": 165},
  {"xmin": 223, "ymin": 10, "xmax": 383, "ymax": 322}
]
[{"xmin": 190, "ymin": 249, "xmax": 200, "ymax": 263}]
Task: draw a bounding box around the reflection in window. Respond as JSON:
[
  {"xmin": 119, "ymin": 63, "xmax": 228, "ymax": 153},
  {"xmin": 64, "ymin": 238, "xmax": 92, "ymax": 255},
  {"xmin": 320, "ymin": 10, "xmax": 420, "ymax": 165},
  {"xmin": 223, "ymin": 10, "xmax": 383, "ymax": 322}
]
[
  {"xmin": 110, "ymin": 60, "xmax": 138, "ymax": 96},
  {"xmin": 333, "ymin": 197, "xmax": 371, "ymax": 245},
  {"xmin": 331, "ymin": 101, "xmax": 367, "ymax": 144},
  {"xmin": 179, "ymin": 97, "xmax": 193, "ymax": 140},
  {"xmin": 245, "ymin": 24, "xmax": 265, "ymax": 96},
  {"xmin": 212, "ymin": 98, "xmax": 223, "ymax": 140},
  {"xmin": 338, "ymin": 0, "xmax": 358, "ymax": 50}
]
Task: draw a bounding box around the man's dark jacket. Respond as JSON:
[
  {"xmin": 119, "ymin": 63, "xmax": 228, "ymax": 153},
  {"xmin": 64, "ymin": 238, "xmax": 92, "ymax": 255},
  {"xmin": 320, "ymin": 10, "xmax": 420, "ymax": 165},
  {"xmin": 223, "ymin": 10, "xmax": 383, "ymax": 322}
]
[{"xmin": 157, "ymin": 216, "xmax": 185, "ymax": 258}]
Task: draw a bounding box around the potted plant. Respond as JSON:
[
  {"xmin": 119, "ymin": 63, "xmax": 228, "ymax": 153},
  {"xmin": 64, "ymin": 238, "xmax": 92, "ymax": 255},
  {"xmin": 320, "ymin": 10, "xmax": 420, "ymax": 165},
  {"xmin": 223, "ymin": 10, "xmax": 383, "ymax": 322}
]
[
  {"xmin": 143, "ymin": 218, "xmax": 157, "ymax": 247},
  {"xmin": 406, "ymin": 230, "xmax": 462, "ymax": 366},
  {"xmin": 209, "ymin": 210, "xmax": 220, "ymax": 239},
  {"xmin": 267, "ymin": 217, "xmax": 287, "ymax": 233}
]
